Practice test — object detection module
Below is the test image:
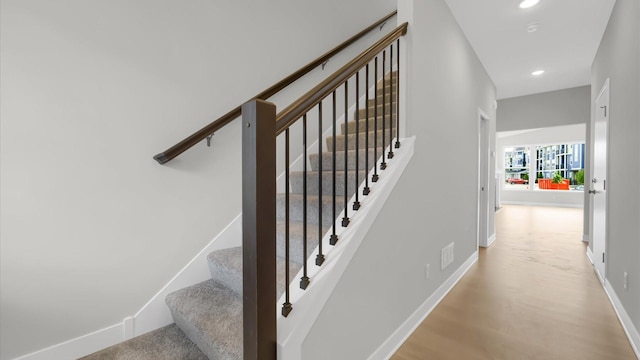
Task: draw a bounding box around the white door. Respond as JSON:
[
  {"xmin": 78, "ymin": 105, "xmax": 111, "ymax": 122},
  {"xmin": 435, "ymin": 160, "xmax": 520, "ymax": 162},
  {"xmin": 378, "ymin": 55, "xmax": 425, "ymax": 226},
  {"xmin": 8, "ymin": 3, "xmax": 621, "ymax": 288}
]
[
  {"xmin": 478, "ymin": 114, "xmax": 490, "ymax": 247},
  {"xmin": 592, "ymin": 79, "xmax": 609, "ymax": 283}
]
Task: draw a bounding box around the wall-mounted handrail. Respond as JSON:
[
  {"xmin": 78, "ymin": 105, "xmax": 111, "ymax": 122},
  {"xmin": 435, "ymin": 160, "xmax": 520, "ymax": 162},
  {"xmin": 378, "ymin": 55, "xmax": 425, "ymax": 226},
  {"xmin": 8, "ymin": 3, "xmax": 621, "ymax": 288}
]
[
  {"xmin": 275, "ymin": 22, "xmax": 408, "ymax": 135},
  {"xmin": 153, "ymin": 10, "xmax": 397, "ymax": 165}
]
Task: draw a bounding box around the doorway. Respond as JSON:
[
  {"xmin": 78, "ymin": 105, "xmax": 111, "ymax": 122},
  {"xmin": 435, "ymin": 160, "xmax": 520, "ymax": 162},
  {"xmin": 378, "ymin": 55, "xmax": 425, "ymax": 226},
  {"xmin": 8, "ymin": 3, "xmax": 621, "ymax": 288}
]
[{"xmin": 591, "ymin": 78, "xmax": 609, "ymax": 283}]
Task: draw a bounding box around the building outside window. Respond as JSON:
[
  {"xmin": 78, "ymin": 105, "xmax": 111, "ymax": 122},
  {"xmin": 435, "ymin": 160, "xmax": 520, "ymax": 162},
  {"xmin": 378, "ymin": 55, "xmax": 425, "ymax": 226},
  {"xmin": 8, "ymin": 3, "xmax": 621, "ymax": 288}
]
[
  {"xmin": 504, "ymin": 143, "xmax": 585, "ymax": 191},
  {"xmin": 504, "ymin": 146, "xmax": 530, "ymax": 190}
]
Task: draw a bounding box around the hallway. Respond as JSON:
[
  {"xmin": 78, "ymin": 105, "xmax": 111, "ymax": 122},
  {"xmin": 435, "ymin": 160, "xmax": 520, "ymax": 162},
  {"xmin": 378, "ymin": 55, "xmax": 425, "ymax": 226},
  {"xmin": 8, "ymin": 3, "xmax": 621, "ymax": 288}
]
[{"xmin": 393, "ymin": 205, "xmax": 636, "ymax": 360}]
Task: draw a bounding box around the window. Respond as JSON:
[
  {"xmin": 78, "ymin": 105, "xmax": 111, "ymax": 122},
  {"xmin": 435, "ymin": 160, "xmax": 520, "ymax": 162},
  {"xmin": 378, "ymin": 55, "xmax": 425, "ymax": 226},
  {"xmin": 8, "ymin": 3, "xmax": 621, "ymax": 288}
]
[
  {"xmin": 504, "ymin": 146, "xmax": 530, "ymax": 190},
  {"xmin": 534, "ymin": 143, "xmax": 585, "ymax": 191},
  {"xmin": 503, "ymin": 143, "xmax": 585, "ymax": 192}
]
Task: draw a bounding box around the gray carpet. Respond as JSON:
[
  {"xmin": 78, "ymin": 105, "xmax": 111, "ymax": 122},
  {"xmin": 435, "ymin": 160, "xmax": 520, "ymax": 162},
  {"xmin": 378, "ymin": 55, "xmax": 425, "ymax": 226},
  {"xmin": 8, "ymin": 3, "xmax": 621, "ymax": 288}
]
[
  {"xmin": 81, "ymin": 72, "xmax": 397, "ymax": 359},
  {"xmin": 79, "ymin": 324, "xmax": 207, "ymax": 360}
]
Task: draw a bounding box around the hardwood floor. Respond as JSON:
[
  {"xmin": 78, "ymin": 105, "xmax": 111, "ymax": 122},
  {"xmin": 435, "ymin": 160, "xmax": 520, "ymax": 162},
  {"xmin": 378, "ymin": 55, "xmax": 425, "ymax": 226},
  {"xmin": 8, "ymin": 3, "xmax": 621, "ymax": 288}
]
[{"xmin": 392, "ymin": 205, "xmax": 636, "ymax": 360}]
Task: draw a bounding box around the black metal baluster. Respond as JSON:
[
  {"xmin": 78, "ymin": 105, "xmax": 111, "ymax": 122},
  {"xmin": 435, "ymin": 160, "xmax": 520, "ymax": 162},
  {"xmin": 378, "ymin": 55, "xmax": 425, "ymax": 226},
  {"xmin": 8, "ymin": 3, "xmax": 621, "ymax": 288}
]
[
  {"xmin": 353, "ymin": 71, "xmax": 361, "ymax": 211},
  {"xmin": 316, "ymin": 103, "xmax": 325, "ymax": 266},
  {"xmin": 342, "ymin": 80, "xmax": 350, "ymax": 227},
  {"xmin": 282, "ymin": 128, "xmax": 292, "ymax": 317},
  {"xmin": 388, "ymin": 44, "xmax": 395, "ymax": 159},
  {"xmin": 395, "ymin": 38, "xmax": 401, "ymax": 149},
  {"xmin": 380, "ymin": 50, "xmax": 387, "ymax": 170},
  {"xmin": 372, "ymin": 57, "xmax": 379, "ymax": 183},
  {"xmin": 363, "ymin": 63, "xmax": 371, "ymax": 195},
  {"xmin": 300, "ymin": 115, "xmax": 310, "ymax": 289},
  {"xmin": 330, "ymin": 91, "xmax": 338, "ymax": 246}
]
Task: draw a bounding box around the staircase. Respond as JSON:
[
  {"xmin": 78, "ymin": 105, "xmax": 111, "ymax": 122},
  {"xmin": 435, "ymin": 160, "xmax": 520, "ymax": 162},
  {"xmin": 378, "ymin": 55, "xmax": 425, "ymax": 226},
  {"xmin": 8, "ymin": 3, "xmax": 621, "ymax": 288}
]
[{"xmin": 82, "ymin": 74, "xmax": 397, "ymax": 360}]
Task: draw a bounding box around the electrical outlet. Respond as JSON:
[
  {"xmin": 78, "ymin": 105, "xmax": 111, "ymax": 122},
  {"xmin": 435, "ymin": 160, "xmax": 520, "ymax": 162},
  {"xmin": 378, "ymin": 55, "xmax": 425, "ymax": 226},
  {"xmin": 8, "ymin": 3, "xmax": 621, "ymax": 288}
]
[
  {"xmin": 425, "ymin": 264, "xmax": 431, "ymax": 279},
  {"xmin": 624, "ymin": 272, "xmax": 628, "ymax": 290}
]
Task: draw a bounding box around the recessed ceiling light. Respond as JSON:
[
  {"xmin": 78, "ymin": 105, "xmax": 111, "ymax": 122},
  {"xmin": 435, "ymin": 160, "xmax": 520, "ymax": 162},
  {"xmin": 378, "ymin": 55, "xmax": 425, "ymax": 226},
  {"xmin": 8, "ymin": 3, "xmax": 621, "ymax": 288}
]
[
  {"xmin": 532, "ymin": 70, "xmax": 545, "ymax": 76},
  {"xmin": 519, "ymin": 0, "xmax": 540, "ymax": 9}
]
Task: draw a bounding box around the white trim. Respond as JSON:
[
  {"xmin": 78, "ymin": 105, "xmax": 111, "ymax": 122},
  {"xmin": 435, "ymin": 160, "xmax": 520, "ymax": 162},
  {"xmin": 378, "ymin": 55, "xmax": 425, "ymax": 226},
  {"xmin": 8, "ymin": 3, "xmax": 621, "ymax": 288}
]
[
  {"xmin": 586, "ymin": 247, "xmax": 594, "ymax": 265},
  {"xmin": 604, "ymin": 281, "xmax": 640, "ymax": 359},
  {"xmin": 277, "ymin": 137, "xmax": 415, "ymax": 360},
  {"xmin": 582, "ymin": 234, "xmax": 589, "ymax": 242},
  {"xmin": 367, "ymin": 250, "xmax": 479, "ymax": 360},
  {"xmin": 132, "ymin": 213, "xmax": 242, "ymax": 337},
  {"xmin": 477, "ymin": 109, "xmax": 491, "ymax": 248},
  {"xmin": 13, "ymin": 323, "xmax": 124, "ymax": 360},
  {"xmin": 500, "ymin": 200, "xmax": 583, "ymax": 209},
  {"xmin": 123, "ymin": 317, "xmax": 134, "ymax": 340},
  {"xmin": 482, "ymin": 233, "xmax": 496, "ymax": 248}
]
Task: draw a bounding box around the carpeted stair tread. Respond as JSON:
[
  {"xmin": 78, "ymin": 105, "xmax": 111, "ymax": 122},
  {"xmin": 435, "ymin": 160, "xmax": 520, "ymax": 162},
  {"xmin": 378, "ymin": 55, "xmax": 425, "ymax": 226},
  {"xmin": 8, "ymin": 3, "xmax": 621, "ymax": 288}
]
[
  {"xmin": 327, "ymin": 130, "xmax": 397, "ymax": 152},
  {"xmin": 79, "ymin": 324, "xmax": 207, "ymax": 360},
  {"xmin": 309, "ymin": 147, "xmax": 383, "ymax": 172},
  {"xmin": 276, "ymin": 220, "xmax": 332, "ymax": 263},
  {"xmin": 290, "ymin": 169, "xmax": 367, "ymax": 196},
  {"xmin": 341, "ymin": 117, "xmax": 396, "ymax": 135},
  {"xmin": 356, "ymin": 105, "xmax": 396, "ymax": 119},
  {"xmin": 165, "ymin": 280, "xmax": 242, "ymax": 360},
  {"xmin": 207, "ymin": 247, "xmax": 302, "ymax": 299},
  {"xmin": 277, "ymin": 193, "xmax": 346, "ymax": 225},
  {"xmin": 366, "ymin": 97, "xmax": 397, "ymax": 107}
]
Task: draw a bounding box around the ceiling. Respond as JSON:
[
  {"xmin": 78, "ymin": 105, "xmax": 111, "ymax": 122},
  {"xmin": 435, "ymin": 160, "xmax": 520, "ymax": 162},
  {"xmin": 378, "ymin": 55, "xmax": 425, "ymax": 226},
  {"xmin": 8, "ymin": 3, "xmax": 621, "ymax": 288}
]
[{"xmin": 444, "ymin": 0, "xmax": 616, "ymax": 99}]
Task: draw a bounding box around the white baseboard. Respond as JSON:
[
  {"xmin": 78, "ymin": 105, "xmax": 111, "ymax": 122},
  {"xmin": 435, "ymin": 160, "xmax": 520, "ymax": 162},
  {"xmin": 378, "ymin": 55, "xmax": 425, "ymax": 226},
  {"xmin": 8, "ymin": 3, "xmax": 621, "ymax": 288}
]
[
  {"xmin": 13, "ymin": 323, "xmax": 125, "ymax": 360},
  {"xmin": 500, "ymin": 201, "xmax": 583, "ymax": 209},
  {"xmin": 481, "ymin": 233, "xmax": 496, "ymax": 248},
  {"xmin": 604, "ymin": 281, "xmax": 640, "ymax": 359},
  {"xmin": 586, "ymin": 247, "xmax": 594, "ymax": 264},
  {"xmin": 367, "ymin": 250, "xmax": 479, "ymax": 360},
  {"xmin": 488, "ymin": 233, "xmax": 496, "ymax": 246}
]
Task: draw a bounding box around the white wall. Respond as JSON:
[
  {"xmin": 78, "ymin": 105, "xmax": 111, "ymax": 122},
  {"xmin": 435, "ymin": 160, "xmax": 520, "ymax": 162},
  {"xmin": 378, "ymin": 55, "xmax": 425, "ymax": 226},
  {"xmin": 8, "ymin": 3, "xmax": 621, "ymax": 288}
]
[
  {"xmin": 497, "ymin": 124, "xmax": 586, "ymax": 208},
  {"xmin": 301, "ymin": 0, "xmax": 497, "ymax": 358},
  {"xmin": 497, "ymin": 86, "xmax": 591, "ymax": 132},
  {"xmin": 590, "ymin": 0, "xmax": 640, "ymax": 338},
  {"xmin": 0, "ymin": 1, "xmax": 396, "ymax": 358}
]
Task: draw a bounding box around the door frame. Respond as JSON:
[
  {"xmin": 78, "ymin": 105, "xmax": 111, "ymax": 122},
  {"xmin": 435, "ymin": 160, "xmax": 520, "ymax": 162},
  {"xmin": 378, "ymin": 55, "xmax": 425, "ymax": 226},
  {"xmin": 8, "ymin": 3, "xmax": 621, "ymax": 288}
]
[
  {"xmin": 591, "ymin": 77, "xmax": 610, "ymax": 283},
  {"xmin": 477, "ymin": 108, "xmax": 491, "ymax": 248}
]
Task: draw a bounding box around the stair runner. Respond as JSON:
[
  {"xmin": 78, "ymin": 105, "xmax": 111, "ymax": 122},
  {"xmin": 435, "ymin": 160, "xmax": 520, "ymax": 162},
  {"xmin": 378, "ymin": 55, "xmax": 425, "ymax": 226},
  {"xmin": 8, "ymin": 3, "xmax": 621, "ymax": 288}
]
[{"xmin": 82, "ymin": 72, "xmax": 398, "ymax": 360}]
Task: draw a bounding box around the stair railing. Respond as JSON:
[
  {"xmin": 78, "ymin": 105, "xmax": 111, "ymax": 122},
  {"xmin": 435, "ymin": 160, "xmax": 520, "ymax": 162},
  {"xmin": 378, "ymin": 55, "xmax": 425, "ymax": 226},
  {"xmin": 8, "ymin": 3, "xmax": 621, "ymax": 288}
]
[
  {"xmin": 153, "ymin": 11, "xmax": 397, "ymax": 165},
  {"xmin": 242, "ymin": 22, "xmax": 407, "ymax": 360}
]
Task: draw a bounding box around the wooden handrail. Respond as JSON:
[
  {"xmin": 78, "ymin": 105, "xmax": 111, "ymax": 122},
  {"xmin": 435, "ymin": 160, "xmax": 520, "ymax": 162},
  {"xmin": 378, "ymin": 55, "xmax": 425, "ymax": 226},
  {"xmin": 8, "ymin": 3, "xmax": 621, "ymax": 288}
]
[
  {"xmin": 153, "ymin": 10, "xmax": 398, "ymax": 164},
  {"xmin": 275, "ymin": 22, "xmax": 408, "ymax": 135}
]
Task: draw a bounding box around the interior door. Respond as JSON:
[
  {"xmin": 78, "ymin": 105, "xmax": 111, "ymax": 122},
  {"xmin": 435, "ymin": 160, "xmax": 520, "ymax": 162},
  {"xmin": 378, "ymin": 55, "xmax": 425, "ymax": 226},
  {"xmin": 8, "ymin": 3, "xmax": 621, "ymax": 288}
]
[{"xmin": 592, "ymin": 79, "xmax": 609, "ymax": 283}]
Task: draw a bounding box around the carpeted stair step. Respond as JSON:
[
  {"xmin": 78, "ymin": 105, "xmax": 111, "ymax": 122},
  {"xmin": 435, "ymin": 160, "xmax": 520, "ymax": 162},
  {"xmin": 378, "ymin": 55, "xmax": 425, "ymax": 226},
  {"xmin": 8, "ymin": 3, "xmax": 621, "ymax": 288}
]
[
  {"xmin": 366, "ymin": 96, "xmax": 397, "ymax": 108},
  {"xmin": 80, "ymin": 324, "xmax": 207, "ymax": 360},
  {"xmin": 277, "ymin": 193, "xmax": 346, "ymax": 226},
  {"xmin": 341, "ymin": 117, "xmax": 396, "ymax": 135},
  {"xmin": 276, "ymin": 221, "xmax": 331, "ymax": 264},
  {"xmin": 207, "ymin": 247, "xmax": 301, "ymax": 299},
  {"xmin": 327, "ymin": 130, "xmax": 397, "ymax": 152},
  {"xmin": 356, "ymin": 105, "xmax": 396, "ymax": 119},
  {"xmin": 309, "ymin": 147, "xmax": 383, "ymax": 172},
  {"xmin": 290, "ymin": 170, "xmax": 367, "ymax": 197},
  {"xmin": 376, "ymin": 82, "xmax": 397, "ymax": 91},
  {"xmin": 165, "ymin": 280, "xmax": 242, "ymax": 360}
]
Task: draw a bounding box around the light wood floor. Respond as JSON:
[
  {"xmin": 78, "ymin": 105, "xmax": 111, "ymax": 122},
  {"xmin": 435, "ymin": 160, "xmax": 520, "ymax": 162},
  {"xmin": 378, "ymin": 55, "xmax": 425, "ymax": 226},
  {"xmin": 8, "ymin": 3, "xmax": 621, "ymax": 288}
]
[{"xmin": 392, "ymin": 205, "xmax": 636, "ymax": 360}]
